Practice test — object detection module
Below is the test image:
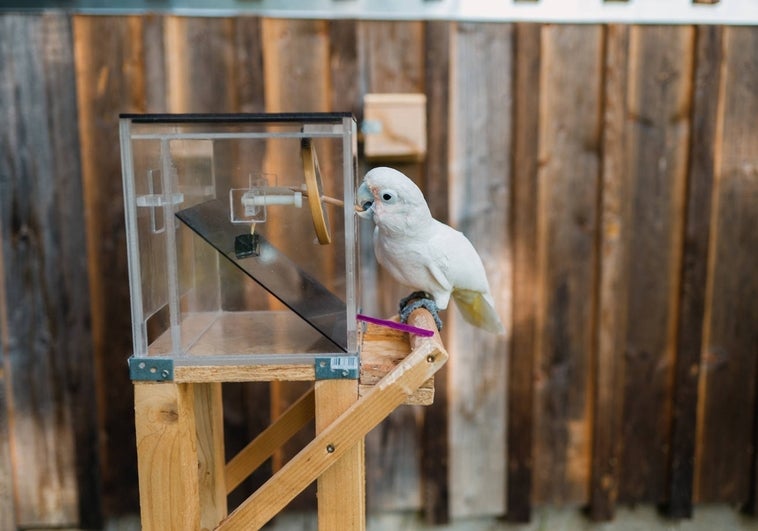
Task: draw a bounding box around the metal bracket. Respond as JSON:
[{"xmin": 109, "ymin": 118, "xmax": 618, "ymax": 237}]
[
  {"xmin": 315, "ymin": 355, "xmax": 359, "ymax": 380},
  {"xmin": 129, "ymin": 357, "xmax": 174, "ymax": 382}
]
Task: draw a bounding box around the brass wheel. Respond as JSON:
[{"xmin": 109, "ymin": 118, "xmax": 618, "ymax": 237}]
[{"xmin": 301, "ymin": 138, "xmax": 331, "ymax": 244}]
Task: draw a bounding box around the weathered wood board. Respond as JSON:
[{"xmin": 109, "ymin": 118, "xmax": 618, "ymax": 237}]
[
  {"xmin": 533, "ymin": 24, "xmax": 603, "ymax": 506},
  {"xmin": 618, "ymin": 25, "xmax": 694, "ymax": 505},
  {"xmin": 1, "ymin": 13, "xmax": 98, "ymax": 528},
  {"xmin": 447, "ymin": 21, "xmax": 512, "ymax": 519},
  {"xmin": 507, "ymin": 22, "xmax": 542, "ymax": 523},
  {"xmin": 667, "ymin": 24, "xmax": 723, "ymax": 518},
  {"xmin": 589, "ymin": 23, "xmax": 631, "ymax": 522},
  {"xmin": 695, "ymin": 25, "xmax": 758, "ymax": 505}
]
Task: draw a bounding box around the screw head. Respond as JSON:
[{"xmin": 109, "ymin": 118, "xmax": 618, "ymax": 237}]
[{"xmin": 326, "ymin": 444, "xmax": 335, "ymax": 453}]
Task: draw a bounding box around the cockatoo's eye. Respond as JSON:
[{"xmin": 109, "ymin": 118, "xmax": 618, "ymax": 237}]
[{"xmin": 380, "ymin": 190, "xmax": 397, "ymax": 204}]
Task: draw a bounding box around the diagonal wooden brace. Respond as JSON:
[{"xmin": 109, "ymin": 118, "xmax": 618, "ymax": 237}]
[
  {"xmin": 225, "ymin": 387, "xmax": 316, "ymax": 494},
  {"xmin": 216, "ymin": 310, "xmax": 448, "ymax": 530}
]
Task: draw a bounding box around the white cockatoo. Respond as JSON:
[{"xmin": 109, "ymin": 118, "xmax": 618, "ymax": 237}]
[{"xmin": 357, "ymin": 166, "xmax": 505, "ymax": 334}]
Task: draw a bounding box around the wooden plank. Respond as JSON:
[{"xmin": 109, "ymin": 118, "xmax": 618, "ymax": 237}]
[
  {"xmin": 506, "ymin": 22, "xmax": 541, "ymax": 523},
  {"xmin": 1, "ymin": 13, "xmax": 97, "ymax": 527},
  {"xmin": 194, "ymin": 382, "xmax": 227, "ymax": 529},
  {"xmin": 696, "ymin": 25, "xmax": 758, "ymax": 505},
  {"xmin": 420, "ymin": 19, "xmax": 452, "ymax": 525},
  {"xmin": 315, "ymin": 379, "xmax": 365, "ymax": 531},
  {"xmin": 134, "ymin": 382, "xmax": 201, "ymax": 531},
  {"xmin": 589, "ymin": 23, "xmax": 630, "ymax": 522},
  {"xmin": 666, "ymin": 25, "xmax": 723, "ymax": 518},
  {"xmin": 358, "ymin": 19, "xmax": 427, "ymax": 513},
  {"xmin": 618, "ymin": 25, "xmax": 694, "ymax": 505},
  {"xmin": 533, "ymin": 24, "xmax": 603, "ymax": 505},
  {"xmin": 447, "ymin": 21, "xmax": 512, "ymax": 519},
  {"xmin": 73, "ymin": 14, "xmax": 167, "ymax": 516},
  {"xmin": 218, "ymin": 309, "xmax": 447, "ymax": 530}
]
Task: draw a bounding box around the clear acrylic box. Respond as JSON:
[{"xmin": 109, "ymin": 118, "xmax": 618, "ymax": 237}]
[{"xmin": 119, "ymin": 114, "xmax": 359, "ymax": 381}]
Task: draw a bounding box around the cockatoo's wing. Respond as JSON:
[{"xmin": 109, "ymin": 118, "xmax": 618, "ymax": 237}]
[{"xmin": 452, "ymin": 289, "xmax": 506, "ymax": 334}]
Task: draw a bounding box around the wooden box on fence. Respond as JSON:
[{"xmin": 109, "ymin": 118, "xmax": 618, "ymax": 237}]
[{"xmin": 120, "ymin": 113, "xmax": 364, "ymax": 381}]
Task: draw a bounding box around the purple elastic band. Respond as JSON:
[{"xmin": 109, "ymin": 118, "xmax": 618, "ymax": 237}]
[{"xmin": 356, "ymin": 313, "xmax": 435, "ymax": 337}]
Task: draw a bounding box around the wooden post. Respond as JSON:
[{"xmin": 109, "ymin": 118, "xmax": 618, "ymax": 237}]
[
  {"xmin": 134, "ymin": 382, "xmax": 201, "ymax": 531},
  {"xmin": 194, "ymin": 383, "xmax": 227, "ymax": 529},
  {"xmin": 315, "ymin": 379, "xmax": 365, "ymax": 531}
]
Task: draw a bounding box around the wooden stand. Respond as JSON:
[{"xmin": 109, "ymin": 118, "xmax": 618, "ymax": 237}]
[{"xmin": 133, "ymin": 309, "xmax": 447, "ymax": 530}]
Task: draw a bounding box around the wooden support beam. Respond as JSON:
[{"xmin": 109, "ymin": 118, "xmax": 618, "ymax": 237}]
[
  {"xmin": 217, "ymin": 309, "xmax": 447, "ymax": 530},
  {"xmin": 316, "ymin": 379, "xmax": 365, "ymax": 531},
  {"xmin": 225, "ymin": 387, "xmax": 315, "ymax": 494},
  {"xmin": 134, "ymin": 383, "xmax": 201, "ymax": 531},
  {"xmin": 194, "ymin": 383, "xmax": 227, "ymax": 529}
]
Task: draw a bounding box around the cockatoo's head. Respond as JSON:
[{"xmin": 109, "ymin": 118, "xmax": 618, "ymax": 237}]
[{"xmin": 356, "ymin": 167, "xmax": 432, "ymax": 231}]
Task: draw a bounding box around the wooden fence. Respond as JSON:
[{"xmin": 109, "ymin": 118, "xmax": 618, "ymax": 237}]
[{"xmin": 1, "ymin": 13, "xmax": 756, "ymax": 529}]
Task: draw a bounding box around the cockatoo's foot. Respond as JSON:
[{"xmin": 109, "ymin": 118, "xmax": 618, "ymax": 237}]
[{"xmin": 398, "ymin": 292, "xmax": 443, "ymax": 331}]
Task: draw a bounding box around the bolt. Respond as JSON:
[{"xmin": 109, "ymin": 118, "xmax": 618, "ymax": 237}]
[
  {"xmin": 426, "ymin": 355, "xmax": 435, "ymax": 363},
  {"xmin": 326, "ymin": 444, "xmax": 335, "ymax": 453},
  {"xmin": 161, "ymin": 369, "xmax": 170, "ymax": 379}
]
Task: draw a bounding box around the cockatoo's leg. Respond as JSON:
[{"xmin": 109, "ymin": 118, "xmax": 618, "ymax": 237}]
[{"xmin": 398, "ymin": 292, "xmax": 443, "ymax": 331}]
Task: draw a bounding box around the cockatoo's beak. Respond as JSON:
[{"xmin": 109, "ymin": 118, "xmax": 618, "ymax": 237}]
[{"xmin": 356, "ymin": 182, "xmax": 374, "ymax": 219}]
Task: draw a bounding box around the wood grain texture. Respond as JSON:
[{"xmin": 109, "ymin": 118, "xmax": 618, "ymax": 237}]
[
  {"xmin": 1, "ymin": 13, "xmax": 96, "ymax": 527},
  {"xmin": 696, "ymin": 25, "xmax": 758, "ymax": 505},
  {"xmin": 666, "ymin": 25, "xmax": 723, "ymax": 518},
  {"xmin": 359, "ymin": 19, "xmax": 427, "ymax": 513},
  {"xmin": 507, "ymin": 22, "xmax": 541, "ymax": 523},
  {"xmin": 590, "ymin": 24, "xmax": 630, "ymax": 522},
  {"xmin": 316, "ymin": 379, "xmax": 365, "ymax": 531},
  {"xmin": 533, "ymin": 24, "xmax": 603, "ymax": 505},
  {"xmin": 447, "ymin": 21, "xmax": 512, "ymax": 519},
  {"xmin": 134, "ymin": 383, "xmax": 201, "ymax": 531},
  {"xmin": 421, "ymin": 19, "xmax": 452, "ymax": 525},
  {"xmin": 194, "ymin": 382, "xmax": 227, "ymax": 529},
  {"xmin": 74, "ymin": 14, "xmax": 166, "ymax": 516},
  {"xmin": 618, "ymin": 25, "xmax": 694, "ymax": 504}
]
